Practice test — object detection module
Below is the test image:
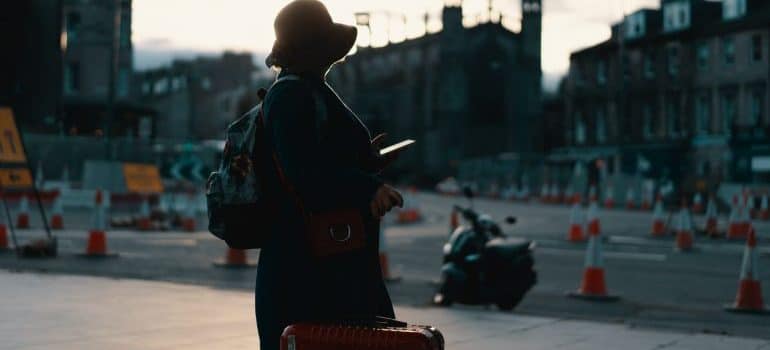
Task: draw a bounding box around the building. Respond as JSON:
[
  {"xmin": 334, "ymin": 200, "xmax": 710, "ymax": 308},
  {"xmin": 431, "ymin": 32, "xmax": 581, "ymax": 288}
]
[
  {"xmin": 561, "ymin": 0, "xmax": 770, "ymax": 187},
  {"xmin": 328, "ymin": 0, "xmax": 543, "ymax": 180},
  {"xmin": 135, "ymin": 52, "xmax": 262, "ymax": 140}
]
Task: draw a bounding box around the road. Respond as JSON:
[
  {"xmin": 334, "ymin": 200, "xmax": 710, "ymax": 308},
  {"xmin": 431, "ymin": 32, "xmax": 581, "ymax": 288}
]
[{"xmin": 1, "ymin": 191, "xmax": 769, "ymax": 339}]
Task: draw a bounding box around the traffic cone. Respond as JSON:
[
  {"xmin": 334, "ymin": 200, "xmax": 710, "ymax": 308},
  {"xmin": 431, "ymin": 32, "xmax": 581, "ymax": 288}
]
[
  {"xmin": 519, "ymin": 183, "xmax": 530, "ymax": 202},
  {"xmin": 79, "ymin": 189, "xmax": 117, "ymax": 258},
  {"xmin": 563, "ymin": 186, "xmax": 574, "ymax": 205},
  {"xmin": 603, "ymin": 184, "xmax": 615, "ymax": 209},
  {"xmin": 727, "ymin": 195, "xmax": 745, "ymax": 240},
  {"xmin": 692, "ymin": 193, "xmax": 703, "ymax": 214},
  {"xmin": 50, "ymin": 192, "xmax": 64, "ymax": 230},
  {"xmin": 379, "ymin": 226, "xmax": 401, "ymax": 282},
  {"xmin": 567, "ymin": 194, "xmax": 585, "ymax": 242},
  {"xmin": 704, "ymin": 195, "xmax": 720, "ymax": 238},
  {"xmin": 540, "ymin": 183, "xmax": 549, "ymax": 203},
  {"xmin": 588, "ymin": 184, "xmax": 597, "ymax": 202},
  {"xmin": 625, "ymin": 187, "xmax": 636, "ymax": 210},
  {"xmin": 136, "ymin": 195, "xmax": 152, "ymax": 231},
  {"xmin": 0, "ymin": 223, "xmax": 7, "ymax": 250},
  {"xmin": 181, "ymin": 192, "xmax": 197, "ymax": 232},
  {"xmin": 213, "ymin": 247, "xmax": 256, "ymax": 268},
  {"xmin": 651, "ymin": 194, "xmax": 666, "ymax": 237},
  {"xmin": 396, "ymin": 188, "xmax": 422, "ymax": 224},
  {"xmin": 758, "ymin": 194, "xmax": 769, "ymax": 221},
  {"xmin": 449, "ymin": 209, "xmax": 459, "ymax": 236},
  {"xmin": 674, "ymin": 200, "xmax": 695, "ymax": 252},
  {"xmin": 549, "ymin": 183, "xmax": 560, "ymax": 204},
  {"xmin": 567, "ymin": 197, "xmax": 619, "ymax": 301},
  {"xmin": 640, "ymin": 189, "xmax": 651, "ymax": 211},
  {"xmin": 16, "ymin": 195, "xmax": 30, "ymax": 229},
  {"xmin": 724, "ymin": 226, "xmax": 768, "ymax": 314},
  {"xmin": 740, "ymin": 195, "xmax": 752, "ymax": 239}
]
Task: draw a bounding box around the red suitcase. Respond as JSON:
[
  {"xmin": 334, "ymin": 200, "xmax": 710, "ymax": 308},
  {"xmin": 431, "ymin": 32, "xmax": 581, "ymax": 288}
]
[{"xmin": 280, "ymin": 317, "xmax": 444, "ymax": 350}]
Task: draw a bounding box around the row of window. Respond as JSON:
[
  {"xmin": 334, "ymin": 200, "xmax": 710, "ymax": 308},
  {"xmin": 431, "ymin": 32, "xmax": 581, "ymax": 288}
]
[
  {"xmin": 572, "ymin": 90, "xmax": 766, "ymax": 145},
  {"xmin": 586, "ymin": 33, "xmax": 765, "ymax": 85},
  {"xmin": 63, "ymin": 62, "xmax": 131, "ymax": 98}
]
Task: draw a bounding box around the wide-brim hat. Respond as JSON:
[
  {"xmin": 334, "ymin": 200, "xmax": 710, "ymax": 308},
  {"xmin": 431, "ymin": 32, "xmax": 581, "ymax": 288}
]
[{"xmin": 265, "ymin": 0, "xmax": 357, "ymax": 70}]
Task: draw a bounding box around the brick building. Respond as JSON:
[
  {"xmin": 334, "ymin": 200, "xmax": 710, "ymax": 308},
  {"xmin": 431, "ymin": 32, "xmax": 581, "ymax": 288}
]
[
  {"xmin": 561, "ymin": 0, "xmax": 770, "ymax": 186},
  {"xmin": 328, "ymin": 0, "xmax": 543, "ymax": 180}
]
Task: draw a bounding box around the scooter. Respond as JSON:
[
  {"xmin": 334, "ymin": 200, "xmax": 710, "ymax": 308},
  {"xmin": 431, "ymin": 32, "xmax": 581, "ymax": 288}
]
[{"xmin": 433, "ymin": 188, "xmax": 537, "ymax": 311}]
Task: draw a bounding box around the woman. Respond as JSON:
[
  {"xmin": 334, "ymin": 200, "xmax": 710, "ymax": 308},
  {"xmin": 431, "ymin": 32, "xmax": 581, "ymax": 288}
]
[{"xmin": 257, "ymin": 1, "xmax": 404, "ymax": 349}]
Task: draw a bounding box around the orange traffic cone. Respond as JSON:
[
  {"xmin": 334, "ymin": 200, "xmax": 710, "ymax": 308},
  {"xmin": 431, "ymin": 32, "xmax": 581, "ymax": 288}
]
[
  {"xmin": 704, "ymin": 195, "xmax": 720, "ymax": 238},
  {"xmin": 16, "ymin": 195, "xmax": 30, "ymax": 229},
  {"xmin": 588, "ymin": 184, "xmax": 597, "ymax": 202},
  {"xmin": 379, "ymin": 226, "xmax": 401, "ymax": 282},
  {"xmin": 567, "ymin": 194, "xmax": 585, "ymax": 242},
  {"xmin": 625, "ymin": 187, "xmax": 636, "ymax": 210},
  {"xmin": 213, "ymin": 247, "xmax": 256, "ymax": 268},
  {"xmin": 640, "ymin": 189, "xmax": 652, "ymax": 211},
  {"xmin": 181, "ymin": 192, "xmax": 197, "ymax": 232},
  {"xmin": 136, "ymin": 196, "xmax": 152, "ymax": 231},
  {"xmin": 449, "ymin": 209, "xmax": 459, "ymax": 236},
  {"xmin": 740, "ymin": 195, "xmax": 752, "ymax": 238},
  {"xmin": 692, "ymin": 193, "xmax": 704, "ymax": 214},
  {"xmin": 396, "ymin": 189, "xmax": 422, "ymax": 224},
  {"xmin": 50, "ymin": 192, "xmax": 64, "ymax": 230},
  {"xmin": 759, "ymin": 194, "xmax": 769, "ymax": 221},
  {"xmin": 549, "ymin": 183, "xmax": 561, "ymax": 204},
  {"xmin": 0, "ymin": 223, "xmax": 7, "ymax": 250},
  {"xmin": 540, "ymin": 183, "xmax": 549, "ymax": 203},
  {"xmin": 651, "ymin": 194, "xmax": 666, "ymax": 237},
  {"xmin": 567, "ymin": 198, "xmax": 618, "ymax": 301},
  {"xmin": 80, "ymin": 189, "xmax": 117, "ymax": 258},
  {"xmin": 674, "ymin": 200, "xmax": 695, "ymax": 252},
  {"xmin": 727, "ymin": 195, "xmax": 744, "ymax": 240},
  {"xmin": 724, "ymin": 226, "xmax": 768, "ymax": 314},
  {"xmin": 603, "ymin": 184, "xmax": 615, "ymax": 209}
]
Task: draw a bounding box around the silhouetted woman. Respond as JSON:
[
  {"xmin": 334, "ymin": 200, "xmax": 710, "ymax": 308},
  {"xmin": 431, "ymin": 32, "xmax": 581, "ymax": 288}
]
[{"xmin": 257, "ymin": 1, "xmax": 403, "ymax": 349}]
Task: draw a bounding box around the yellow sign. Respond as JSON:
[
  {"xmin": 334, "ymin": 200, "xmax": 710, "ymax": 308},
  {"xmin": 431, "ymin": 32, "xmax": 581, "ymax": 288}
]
[
  {"xmin": 123, "ymin": 163, "xmax": 164, "ymax": 194},
  {"xmin": 0, "ymin": 108, "xmax": 27, "ymax": 163},
  {"xmin": 0, "ymin": 168, "xmax": 33, "ymax": 189}
]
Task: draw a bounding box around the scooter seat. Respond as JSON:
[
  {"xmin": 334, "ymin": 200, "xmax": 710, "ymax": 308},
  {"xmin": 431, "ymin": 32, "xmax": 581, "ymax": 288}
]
[{"xmin": 484, "ymin": 237, "xmax": 532, "ymax": 260}]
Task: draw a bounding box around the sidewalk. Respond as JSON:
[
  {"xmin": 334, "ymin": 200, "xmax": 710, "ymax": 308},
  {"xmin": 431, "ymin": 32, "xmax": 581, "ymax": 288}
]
[{"xmin": 1, "ymin": 270, "xmax": 767, "ymax": 350}]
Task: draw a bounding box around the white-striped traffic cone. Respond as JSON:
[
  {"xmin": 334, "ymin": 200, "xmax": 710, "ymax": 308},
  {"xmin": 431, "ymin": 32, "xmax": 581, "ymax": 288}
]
[
  {"xmin": 567, "ymin": 194, "xmax": 585, "ymax": 243},
  {"xmin": 181, "ymin": 192, "xmax": 197, "ymax": 232},
  {"xmin": 704, "ymin": 195, "xmax": 720, "ymax": 238},
  {"xmin": 16, "ymin": 195, "xmax": 30, "ymax": 229},
  {"xmin": 80, "ymin": 189, "xmax": 117, "ymax": 258},
  {"xmin": 540, "ymin": 183, "xmax": 549, "ymax": 203},
  {"xmin": 625, "ymin": 187, "xmax": 636, "ymax": 210},
  {"xmin": 759, "ymin": 194, "xmax": 769, "ymax": 221},
  {"xmin": 603, "ymin": 184, "xmax": 615, "ymax": 209},
  {"xmin": 50, "ymin": 192, "xmax": 64, "ymax": 230},
  {"xmin": 549, "ymin": 183, "xmax": 560, "ymax": 204},
  {"xmin": 692, "ymin": 193, "xmax": 704, "ymax": 214},
  {"xmin": 675, "ymin": 200, "xmax": 695, "ymax": 252},
  {"xmin": 380, "ymin": 226, "xmax": 400, "ymax": 282},
  {"xmin": 724, "ymin": 226, "xmax": 768, "ymax": 314},
  {"xmin": 651, "ymin": 194, "xmax": 666, "ymax": 237},
  {"xmin": 567, "ymin": 197, "xmax": 618, "ymax": 301},
  {"xmin": 727, "ymin": 195, "xmax": 743, "ymax": 240}
]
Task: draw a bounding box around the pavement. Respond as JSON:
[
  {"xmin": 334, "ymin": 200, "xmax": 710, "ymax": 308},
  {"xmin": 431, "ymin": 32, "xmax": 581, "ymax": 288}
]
[
  {"xmin": 2, "ymin": 191, "xmax": 770, "ymax": 342},
  {"xmin": 3, "ymin": 270, "xmax": 770, "ymax": 350}
]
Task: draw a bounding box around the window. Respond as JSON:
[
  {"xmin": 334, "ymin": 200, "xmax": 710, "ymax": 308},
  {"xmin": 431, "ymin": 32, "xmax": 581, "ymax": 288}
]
[
  {"xmin": 749, "ymin": 90, "xmax": 764, "ymax": 126},
  {"xmin": 575, "ymin": 113, "xmax": 586, "ymax": 145},
  {"xmin": 667, "ymin": 46, "xmax": 679, "ymax": 77},
  {"xmin": 66, "ymin": 12, "xmax": 81, "ymax": 43},
  {"xmin": 642, "ymin": 104, "xmax": 654, "ymax": 140},
  {"xmin": 596, "ymin": 109, "xmax": 607, "ymax": 144},
  {"xmin": 721, "ymin": 92, "xmax": 737, "ymax": 135},
  {"xmin": 697, "ymin": 42, "xmax": 710, "ymax": 70},
  {"xmin": 696, "ymin": 94, "xmax": 711, "ymax": 134},
  {"xmin": 723, "ymin": 0, "xmax": 747, "ymax": 20},
  {"xmin": 663, "ymin": 1, "xmax": 690, "ymax": 32},
  {"xmin": 64, "ymin": 62, "xmax": 80, "ymax": 94},
  {"xmin": 667, "ymin": 97, "xmax": 680, "ymax": 138},
  {"xmin": 644, "ymin": 52, "xmax": 655, "ymax": 79},
  {"xmin": 597, "ymin": 61, "xmax": 607, "ymax": 85},
  {"xmin": 752, "ymin": 35, "xmax": 763, "ymax": 62},
  {"xmin": 723, "ymin": 37, "xmax": 735, "ymax": 65}
]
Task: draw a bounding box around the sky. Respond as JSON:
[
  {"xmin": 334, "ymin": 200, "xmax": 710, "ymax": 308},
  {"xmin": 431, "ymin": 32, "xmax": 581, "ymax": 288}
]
[{"xmin": 133, "ymin": 0, "xmax": 660, "ymax": 89}]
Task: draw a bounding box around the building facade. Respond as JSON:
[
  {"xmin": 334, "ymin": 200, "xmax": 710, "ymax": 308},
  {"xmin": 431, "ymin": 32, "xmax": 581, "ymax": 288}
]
[
  {"xmin": 328, "ymin": 0, "xmax": 543, "ymax": 180},
  {"xmin": 562, "ymin": 0, "xmax": 770, "ymax": 186}
]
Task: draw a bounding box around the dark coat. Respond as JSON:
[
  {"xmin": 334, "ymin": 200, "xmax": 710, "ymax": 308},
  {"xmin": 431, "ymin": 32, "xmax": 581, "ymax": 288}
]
[{"xmin": 256, "ymin": 71, "xmax": 395, "ymax": 350}]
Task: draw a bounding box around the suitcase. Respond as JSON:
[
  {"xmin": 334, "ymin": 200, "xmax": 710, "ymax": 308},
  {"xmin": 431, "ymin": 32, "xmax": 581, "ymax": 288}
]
[{"xmin": 280, "ymin": 317, "xmax": 444, "ymax": 350}]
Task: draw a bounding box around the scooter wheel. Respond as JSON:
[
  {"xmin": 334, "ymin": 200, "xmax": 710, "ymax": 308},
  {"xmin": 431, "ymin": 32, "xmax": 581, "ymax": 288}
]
[{"xmin": 433, "ymin": 293, "xmax": 453, "ymax": 307}]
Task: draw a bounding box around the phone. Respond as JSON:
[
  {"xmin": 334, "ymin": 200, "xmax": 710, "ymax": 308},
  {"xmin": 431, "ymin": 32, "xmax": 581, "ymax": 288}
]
[{"xmin": 379, "ymin": 139, "xmax": 415, "ymax": 156}]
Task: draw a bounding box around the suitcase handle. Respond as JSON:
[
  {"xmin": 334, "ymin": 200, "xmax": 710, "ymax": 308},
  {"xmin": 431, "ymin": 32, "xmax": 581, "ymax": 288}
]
[{"xmin": 336, "ymin": 316, "xmax": 408, "ymax": 328}]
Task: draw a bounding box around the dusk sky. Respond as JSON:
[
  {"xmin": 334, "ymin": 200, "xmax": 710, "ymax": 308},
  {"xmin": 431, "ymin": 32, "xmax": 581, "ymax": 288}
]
[{"xmin": 132, "ymin": 0, "xmax": 659, "ymax": 89}]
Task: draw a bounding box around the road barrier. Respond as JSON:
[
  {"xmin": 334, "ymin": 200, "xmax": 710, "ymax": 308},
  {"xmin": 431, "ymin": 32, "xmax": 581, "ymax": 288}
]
[
  {"xmin": 181, "ymin": 192, "xmax": 197, "ymax": 232},
  {"xmin": 567, "ymin": 194, "xmax": 585, "ymax": 243},
  {"xmin": 725, "ymin": 226, "xmax": 767, "ymax": 314},
  {"xmin": 674, "ymin": 201, "xmax": 694, "ymax": 252},
  {"xmin": 567, "ymin": 196, "xmax": 619, "ymax": 302},
  {"xmin": 50, "ymin": 193, "xmax": 64, "ymax": 230},
  {"xmin": 15, "ymin": 195, "xmax": 30, "ymax": 229},
  {"xmin": 213, "ymin": 247, "xmax": 256, "ymax": 268},
  {"xmin": 650, "ymin": 194, "xmax": 666, "ymax": 237},
  {"xmin": 80, "ymin": 189, "xmax": 117, "ymax": 258}
]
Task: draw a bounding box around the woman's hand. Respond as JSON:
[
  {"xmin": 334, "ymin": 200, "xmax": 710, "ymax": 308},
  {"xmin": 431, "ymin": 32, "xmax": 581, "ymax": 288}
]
[
  {"xmin": 370, "ymin": 184, "xmax": 404, "ymax": 218},
  {"xmin": 369, "ymin": 133, "xmax": 401, "ymax": 173}
]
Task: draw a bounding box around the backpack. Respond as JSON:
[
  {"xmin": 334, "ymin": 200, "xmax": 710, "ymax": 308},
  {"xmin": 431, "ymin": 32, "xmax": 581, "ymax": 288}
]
[{"xmin": 205, "ymin": 75, "xmax": 326, "ymax": 249}]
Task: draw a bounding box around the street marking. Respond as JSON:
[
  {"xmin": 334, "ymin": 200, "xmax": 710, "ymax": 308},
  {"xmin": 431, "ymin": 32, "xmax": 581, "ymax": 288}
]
[{"xmin": 538, "ymin": 247, "xmax": 667, "ymax": 262}]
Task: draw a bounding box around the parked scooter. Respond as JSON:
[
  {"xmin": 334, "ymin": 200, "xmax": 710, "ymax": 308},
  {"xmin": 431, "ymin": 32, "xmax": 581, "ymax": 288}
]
[{"xmin": 434, "ymin": 187, "xmax": 537, "ymax": 311}]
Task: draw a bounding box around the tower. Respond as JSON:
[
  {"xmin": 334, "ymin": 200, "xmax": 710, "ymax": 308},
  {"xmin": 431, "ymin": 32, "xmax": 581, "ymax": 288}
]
[{"xmin": 521, "ymin": 0, "xmax": 542, "ymax": 70}]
